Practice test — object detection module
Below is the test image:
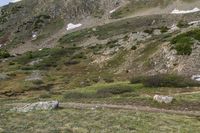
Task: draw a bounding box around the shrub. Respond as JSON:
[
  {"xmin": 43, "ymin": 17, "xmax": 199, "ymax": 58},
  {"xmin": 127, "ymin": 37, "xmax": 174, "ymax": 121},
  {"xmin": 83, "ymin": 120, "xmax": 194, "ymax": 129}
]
[
  {"xmin": 97, "ymin": 86, "xmax": 133, "ymax": 95},
  {"xmin": 144, "ymin": 29, "xmax": 153, "ymax": 34},
  {"xmin": 64, "ymin": 85, "xmax": 134, "ymax": 99},
  {"xmin": 103, "ymin": 77, "xmax": 114, "ymax": 83},
  {"xmin": 131, "ymin": 45, "xmax": 137, "ymax": 50},
  {"xmin": 177, "ymin": 20, "xmax": 189, "ymax": 28},
  {"xmin": 171, "ymin": 35, "xmax": 193, "ymax": 55},
  {"xmin": 64, "ymin": 92, "xmax": 94, "ymax": 99},
  {"xmin": 0, "ymin": 49, "xmax": 10, "ymax": 59},
  {"xmin": 130, "ymin": 76, "xmax": 147, "ymax": 84},
  {"xmin": 130, "ymin": 74, "xmax": 200, "ymax": 88},
  {"xmin": 32, "ymin": 79, "xmax": 44, "ymax": 85},
  {"xmin": 160, "ymin": 26, "xmax": 169, "ymax": 33},
  {"xmin": 171, "ymin": 29, "xmax": 200, "ymax": 55}
]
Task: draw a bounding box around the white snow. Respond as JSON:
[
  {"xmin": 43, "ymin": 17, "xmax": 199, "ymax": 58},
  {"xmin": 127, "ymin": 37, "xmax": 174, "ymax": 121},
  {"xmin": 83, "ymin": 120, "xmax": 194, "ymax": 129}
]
[
  {"xmin": 32, "ymin": 32, "xmax": 37, "ymax": 40},
  {"xmin": 188, "ymin": 20, "xmax": 200, "ymax": 25},
  {"xmin": 32, "ymin": 34, "xmax": 37, "ymax": 38},
  {"xmin": 11, "ymin": 0, "xmax": 22, "ymax": 3},
  {"xmin": 192, "ymin": 75, "xmax": 200, "ymax": 81},
  {"xmin": 66, "ymin": 23, "xmax": 82, "ymax": 31},
  {"xmin": 171, "ymin": 7, "xmax": 200, "ymax": 14},
  {"xmin": 109, "ymin": 9, "xmax": 117, "ymax": 14}
]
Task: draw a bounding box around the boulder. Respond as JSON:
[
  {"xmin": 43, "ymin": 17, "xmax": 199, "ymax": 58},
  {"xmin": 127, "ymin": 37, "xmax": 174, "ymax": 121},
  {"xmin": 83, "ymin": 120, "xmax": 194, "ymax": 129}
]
[
  {"xmin": 0, "ymin": 73, "xmax": 9, "ymax": 81},
  {"xmin": 153, "ymin": 29, "xmax": 161, "ymax": 35},
  {"xmin": 153, "ymin": 95, "xmax": 173, "ymax": 104},
  {"xmin": 11, "ymin": 101, "xmax": 59, "ymax": 113},
  {"xmin": 25, "ymin": 70, "xmax": 42, "ymax": 81}
]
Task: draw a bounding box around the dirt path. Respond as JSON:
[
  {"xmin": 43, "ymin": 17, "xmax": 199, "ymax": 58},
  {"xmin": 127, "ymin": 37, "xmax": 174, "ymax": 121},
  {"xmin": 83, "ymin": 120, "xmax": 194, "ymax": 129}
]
[
  {"xmin": 60, "ymin": 102, "xmax": 200, "ymax": 117},
  {"xmin": 5, "ymin": 102, "xmax": 200, "ymax": 116},
  {"xmin": 173, "ymin": 91, "xmax": 200, "ymax": 96}
]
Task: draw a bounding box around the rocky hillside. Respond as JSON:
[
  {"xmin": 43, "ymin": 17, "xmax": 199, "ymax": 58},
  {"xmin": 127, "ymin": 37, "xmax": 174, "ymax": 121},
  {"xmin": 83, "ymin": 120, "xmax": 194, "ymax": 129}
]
[
  {"xmin": 0, "ymin": 0, "xmax": 122, "ymax": 51},
  {"xmin": 1, "ymin": 1, "xmax": 200, "ymax": 132},
  {"xmin": 0, "ymin": 0, "xmax": 200, "ymax": 96}
]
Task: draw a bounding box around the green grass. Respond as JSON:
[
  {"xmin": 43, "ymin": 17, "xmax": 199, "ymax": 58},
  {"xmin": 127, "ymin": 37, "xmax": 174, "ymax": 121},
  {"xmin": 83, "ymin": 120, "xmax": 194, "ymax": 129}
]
[
  {"xmin": 175, "ymin": 92, "xmax": 200, "ymax": 102},
  {"xmin": 0, "ymin": 107, "xmax": 200, "ymax": 133},
  {"xmin": 63, "ymin": 81, "xmax": 143, "ymax": 100}
]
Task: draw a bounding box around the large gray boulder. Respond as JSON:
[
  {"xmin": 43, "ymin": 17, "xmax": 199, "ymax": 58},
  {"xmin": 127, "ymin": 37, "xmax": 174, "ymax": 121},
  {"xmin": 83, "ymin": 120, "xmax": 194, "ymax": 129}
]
[
  {"xmin": 153, "ymin": 95, "xmax": 173, "ymax": 104},
  {"xmin": 11, "ymin": 101, "xmax": 59, "ymax": 113}
]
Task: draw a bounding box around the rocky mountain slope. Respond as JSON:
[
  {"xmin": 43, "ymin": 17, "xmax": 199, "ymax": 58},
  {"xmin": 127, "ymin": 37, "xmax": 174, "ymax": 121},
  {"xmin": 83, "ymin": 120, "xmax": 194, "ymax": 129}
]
[
  {"xmin": 0, "ymin": 0, "xmax": 200, "ymax": 97},
  {"xmin": 0, "ymin": 0, "xmax": 200, "ymax": 93},
  {"xmin": 1, "ymin": 0, "xmax": 200, "ymax": 132}
]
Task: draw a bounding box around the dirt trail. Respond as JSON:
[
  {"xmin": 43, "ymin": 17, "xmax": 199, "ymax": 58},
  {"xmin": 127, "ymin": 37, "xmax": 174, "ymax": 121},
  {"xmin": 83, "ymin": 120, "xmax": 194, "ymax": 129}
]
[
  {"xmin": 60, "ymin": 102, "xmax": 200, "ymax": 116},
  {"xmin": 173, "ymin": 91, "xmax": 200, "ymax": 96},
  {"xmin": 5, "ymin": 102, "xmax": 200, "ymax": 117}
]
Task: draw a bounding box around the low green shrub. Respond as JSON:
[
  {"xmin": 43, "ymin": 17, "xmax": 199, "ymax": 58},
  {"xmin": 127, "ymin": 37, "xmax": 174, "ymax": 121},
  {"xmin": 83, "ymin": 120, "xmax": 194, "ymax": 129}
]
[
  {"xmin": 0, "ymin": 49, "xmax": 10, "ymax": 59},
  {"xmin": 97, "ymin": 86, "xmax": 133, "ymax": 95},
  {"xmin": 32, "ymin": 79, "xmax": 44, "ymax": 85},
  {"xmin": 171, "ymin": 34, "xmax": 193, "ymax": 55},
  {"xmin": 160, "ymin": 26, "xmax": 169, "ymax": 33},
  {"xmin": 64, "ymin": 60, "xmax": 80, "ymax": 66},
  {"xmin": 64, "ymin": 92, "xmax": 94, "ymax": 99},
  {"xmin": 171, "ymin": 29, "xmax": 200, "ymax": 55},
  {"xmin": 131, "ymin": 74, "xmax": 200, "ymax": 88},
  {"xmin": 103, "ymin": 77, "xmax": 114, "ymax": 83},
  {"xmin": 130, "ymin": 76, "xmax": 147, "ymax": 84},
  {"xmin": 177, "ymin": 20, "xmax": 189, "ymax": 28},
  {"xmin": 64, "ymin": 85, "xmax": 134, "ymax": 99}
]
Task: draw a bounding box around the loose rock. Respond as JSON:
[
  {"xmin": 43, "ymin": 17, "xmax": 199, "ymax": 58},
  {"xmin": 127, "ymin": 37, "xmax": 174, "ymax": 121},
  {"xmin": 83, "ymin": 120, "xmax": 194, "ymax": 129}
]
[
  {"xmin": 25, "ymin": 70, "xmax": 43, "ymax": 81},
  {"xmin": 153, "ymin": 95, "xmax": 173, "ymax": 104},
  {"xmin": 11, "ymin": 101, "xmax": 59, "ymax": 113},
  {"xmin": 0, "ymin": 73, "xmax": 9, "ymax": 81}
]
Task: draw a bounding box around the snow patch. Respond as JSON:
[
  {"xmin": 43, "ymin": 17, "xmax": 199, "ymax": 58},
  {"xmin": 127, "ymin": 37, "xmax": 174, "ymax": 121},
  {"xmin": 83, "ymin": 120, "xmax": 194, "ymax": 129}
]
[
  {"xmin": 11, "ymin": 0, "xmax": 22, "ymax": 3},
  {"xmin": 188, "ymin": 20, "xmax": 200, "ymax": 25},
  {"xmin": 66, "ymin": 23, "xmax": 82, "ymax": 31},
  {"xmin": 192, "ymin": 75, "xmax": 200, "ymax": 81},
  {"xmin": 109, "ymin": 8, "xmax": 117, "ymax": 14},
  {"xmin": 32, "ymin": 32, "xmax": 37, "ymax": 40},
  {"xmin": 171, "ymin": 7, "xmax": 200, "ymax": 14}
]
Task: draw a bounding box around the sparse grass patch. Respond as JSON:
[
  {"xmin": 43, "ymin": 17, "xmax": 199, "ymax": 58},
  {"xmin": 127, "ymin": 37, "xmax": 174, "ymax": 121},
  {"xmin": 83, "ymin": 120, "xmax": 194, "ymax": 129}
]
[
  {"xmin": 63, "ymin": 82, "xmax": 142, "ymax": 100},
  {"xmin": 1, "ymin": 104, "xmax": 200, "ymax": 133}
]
